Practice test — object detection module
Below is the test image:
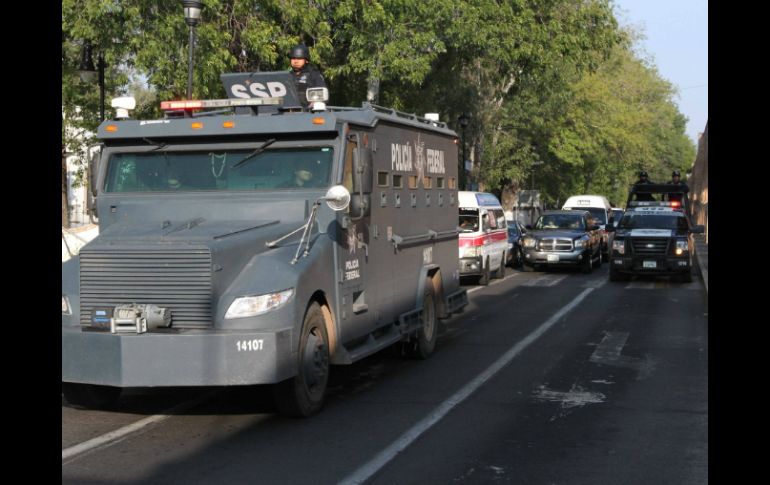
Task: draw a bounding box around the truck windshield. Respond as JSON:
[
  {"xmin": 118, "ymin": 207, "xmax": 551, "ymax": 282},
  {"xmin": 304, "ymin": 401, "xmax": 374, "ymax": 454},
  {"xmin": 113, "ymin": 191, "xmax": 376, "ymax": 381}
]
[{"xmin": 104, "ymin": 147, "xmax": 333, "ymax": 192}]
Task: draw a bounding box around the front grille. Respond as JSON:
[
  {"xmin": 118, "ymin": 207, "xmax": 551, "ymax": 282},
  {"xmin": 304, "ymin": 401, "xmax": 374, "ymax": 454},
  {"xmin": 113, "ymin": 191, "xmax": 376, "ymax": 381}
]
[
  {"xmin": 631, "ymin": 238, "xmax": 669, "ymax": 256},
  {"xmin": 539, "ymin": 238, "xmax": 573, "ymax": 251},
  {"xmin": 79, "ymin": 247, "xmax": 213, "ymax": 329}
]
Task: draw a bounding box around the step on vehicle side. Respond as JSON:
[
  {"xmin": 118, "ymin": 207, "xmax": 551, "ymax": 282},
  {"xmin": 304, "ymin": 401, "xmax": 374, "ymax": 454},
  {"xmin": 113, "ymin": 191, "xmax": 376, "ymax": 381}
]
[{"xmin": 61, "ymin": 72, "xmax": 468, "ymax": 417}]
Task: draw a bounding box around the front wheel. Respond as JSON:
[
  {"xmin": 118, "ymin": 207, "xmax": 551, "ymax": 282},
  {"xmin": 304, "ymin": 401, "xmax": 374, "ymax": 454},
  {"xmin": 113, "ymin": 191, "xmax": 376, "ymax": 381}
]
[
  {"xmin": 273, "ymin": 302, "xmax": 330, "ymax": 418},
  {"xmin": 62, "ymin": 383, "xmax": 121, "ymax": 410},
  {"xmin": 407, "ymin": 278, "xmax": 438, "ymax": 359}
]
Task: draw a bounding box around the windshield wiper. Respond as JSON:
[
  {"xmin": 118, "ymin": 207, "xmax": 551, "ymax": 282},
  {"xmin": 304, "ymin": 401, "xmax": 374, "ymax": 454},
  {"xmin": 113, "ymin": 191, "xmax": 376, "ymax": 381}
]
[
  {"xmin": 232, "ymin": 138, "xmax": 277, "ymax": 170},
  {"xmin": 142, "ymin": 137, "xmax": 169, "ymax": 151}
]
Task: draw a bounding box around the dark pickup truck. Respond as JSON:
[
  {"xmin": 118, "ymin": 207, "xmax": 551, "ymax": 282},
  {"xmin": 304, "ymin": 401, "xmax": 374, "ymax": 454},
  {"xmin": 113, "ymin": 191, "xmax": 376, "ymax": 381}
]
[
  {"xmin": 607, "ymin": 195, "xmax": 704, "ymax": 282},
  {"xmin": 522, "ymin": 210, "xmax": 602, "ymax": 273}
]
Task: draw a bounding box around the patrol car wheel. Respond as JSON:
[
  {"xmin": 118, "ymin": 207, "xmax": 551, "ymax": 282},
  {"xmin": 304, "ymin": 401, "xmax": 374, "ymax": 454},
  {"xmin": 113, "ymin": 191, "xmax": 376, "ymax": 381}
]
[
  {"xmin": 494, "ymin": 253, "xmax": 506, "ymax": 279},
  {"xmin": 62, "ymin": 383, "xmax": 121, "ymax": 410},
  {"xmin": 478, "ymin": 258, "xmax": 490, "ymax": 285},
  {"xmin": 678, "ymin": 271, "xmax": 693, "ymax": 283},
  {"xmin": 408, "ymin": 278, "xmax": 438, "ymax": 359},
  {"xmin": 273, "ymin": 302, "xmax": 330, "ymax": 418}
]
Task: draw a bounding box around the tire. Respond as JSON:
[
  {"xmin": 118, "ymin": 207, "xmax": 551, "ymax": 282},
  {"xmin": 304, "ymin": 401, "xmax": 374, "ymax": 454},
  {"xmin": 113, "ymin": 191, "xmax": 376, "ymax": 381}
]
[
  {"xmin": 494, "ymin": 253, "xmax": 506, "ymax": 279},
  {"xmin": 273, "ymin": 302, "xmax": 330, "ymax": 418},
  {"xmin": 581, "ymin": 252, "xmax": 593, "ymax": 274},
  {"xmin": 62, "ymin": 383, "xmax": 121, "ymax": 410},
  {"xmin": 478, "ymin": 258, "xmax": 490, "ymax": 285},
  {"xmin": 609, "ymin": 268, "xmax": 628, "ymax": 282},
  {"xmin": 514, "ymin": 247, "xmax": 524, "ymax": 268},
  {"xmin": 407, "ymin": 278, "xmax": 438, "ymax": 359}
]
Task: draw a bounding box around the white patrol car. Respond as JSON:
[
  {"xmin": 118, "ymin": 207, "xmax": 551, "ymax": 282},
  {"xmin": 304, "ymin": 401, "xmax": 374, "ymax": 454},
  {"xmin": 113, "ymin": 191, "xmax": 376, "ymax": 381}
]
[
  {"xmin": 606, "ymin": 201, "xmax": 704, "ymax": 282},
  {"xmin": 457, "ymin": 191, "xmax": 508, "ymax": 285}
]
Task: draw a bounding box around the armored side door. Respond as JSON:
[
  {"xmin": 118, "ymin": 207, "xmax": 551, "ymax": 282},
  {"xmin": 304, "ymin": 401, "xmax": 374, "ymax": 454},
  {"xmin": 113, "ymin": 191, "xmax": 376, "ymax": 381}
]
[{"xmin": 335, "ymin": 131, "xmax": 377, "ymax": 343}]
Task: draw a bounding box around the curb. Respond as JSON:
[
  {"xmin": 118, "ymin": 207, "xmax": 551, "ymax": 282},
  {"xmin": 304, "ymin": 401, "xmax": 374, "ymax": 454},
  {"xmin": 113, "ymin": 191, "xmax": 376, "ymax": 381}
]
[{"xmin": 693, "ymin": 235, "xmax": 707, "ymax": 294}]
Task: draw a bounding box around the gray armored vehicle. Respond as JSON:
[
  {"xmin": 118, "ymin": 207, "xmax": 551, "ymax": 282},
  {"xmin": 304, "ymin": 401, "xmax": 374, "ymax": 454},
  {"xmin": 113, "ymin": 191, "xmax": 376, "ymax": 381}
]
[{"xmin": 62, "ymin": 73, "xmax": 468, "ymax": 416}]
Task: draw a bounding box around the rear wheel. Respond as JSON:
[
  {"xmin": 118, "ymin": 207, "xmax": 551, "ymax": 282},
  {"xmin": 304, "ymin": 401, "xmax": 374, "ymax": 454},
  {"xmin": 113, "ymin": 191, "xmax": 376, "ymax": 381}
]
[
  {"xmin": 273, "ymin": 302, "xmax": 330, "ymax": 418},
  {"xmin": 478, "ymin": 258, "xmax": 490, "ymax": 285},
  {"xmin": 62, "ymin": 383, "xmax": 121, "ymax": 410},
  {"xmin": 406, "ymin": 278, "xmax": 438, "ymax": 359},
  {"xmin": 494, "ymin": 253, "xmax": 506, "ymax": 279}
]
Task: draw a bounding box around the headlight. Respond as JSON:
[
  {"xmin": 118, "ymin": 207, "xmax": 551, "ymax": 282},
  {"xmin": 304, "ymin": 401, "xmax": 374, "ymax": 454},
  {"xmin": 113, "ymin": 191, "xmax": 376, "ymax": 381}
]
[
  {"xmin": 62, "ymin": 295, "xmax": 71, "ymax": 315},
  {"xmin": 612, "ymin": 239, "xmax": 625, "ymax": 255},
  {"xmin": 460, "ymin": 246, "xmax": 480, "ymax": 258},
  {"xmin": 675, "ymin": 239, "xmax": 688, "ymax": 256},
  {"xmin": 225, "ymin": 289, "xmax": 294, "ymax": 319},
  {"xmin": 574, "ymin": 237, "xmax": 588, "ymax": 248},
  {"xmin": 523, "ymin": 237, "xmax": 537, "ymax": 248}
]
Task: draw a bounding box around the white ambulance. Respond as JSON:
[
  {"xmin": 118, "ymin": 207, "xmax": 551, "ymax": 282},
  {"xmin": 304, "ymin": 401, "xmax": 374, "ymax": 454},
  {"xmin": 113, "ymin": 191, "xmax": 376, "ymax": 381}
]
[{"xmin": 458, "ymin": 191, "xmax": 509, "ymax": 285}]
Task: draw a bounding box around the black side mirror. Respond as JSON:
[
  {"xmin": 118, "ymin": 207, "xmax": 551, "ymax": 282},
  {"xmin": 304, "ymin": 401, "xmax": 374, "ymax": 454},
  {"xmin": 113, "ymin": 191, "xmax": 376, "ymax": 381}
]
[
  {"xmin": 591, "ymin": 224, "xmax": 601, "ymax": 231},
  {"xmin": 690, "ymin": 224, "xmax": 705, "ymax": 234},
  {"xmin": 605, "ymin": 225, "xmax": 615, "ymax": 232}
]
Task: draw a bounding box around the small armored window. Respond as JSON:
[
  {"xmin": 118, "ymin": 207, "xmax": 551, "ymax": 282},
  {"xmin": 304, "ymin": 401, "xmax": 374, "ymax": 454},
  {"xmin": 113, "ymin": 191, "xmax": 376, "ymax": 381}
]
[
  {"xmin": 393, "ymin": 174, "xmax": 403, "ymax": 188},
  {"xmin": 436, "ymin": 177, "xmax": 445, "ymax": 189},
  {"xmin": 377, "ymin": 171, "xmax": 389, "ymax": 187},
  {"xmin": 448, "ymin": 178, "xmax": 457, "ymax": 189},
  {"xmin": 423, "ymin": 176, "xmax": 432, "ymax": 189},
  {"xmin": 408, "ymin": 175, "xmax": 418, "ymax": 189}
]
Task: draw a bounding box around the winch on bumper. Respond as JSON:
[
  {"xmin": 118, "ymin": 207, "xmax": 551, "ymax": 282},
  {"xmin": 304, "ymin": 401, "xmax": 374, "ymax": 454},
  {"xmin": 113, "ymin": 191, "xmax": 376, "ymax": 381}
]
[{"xmin": 61, "ymin": 326, "xmax": 295, "ymax": 387}]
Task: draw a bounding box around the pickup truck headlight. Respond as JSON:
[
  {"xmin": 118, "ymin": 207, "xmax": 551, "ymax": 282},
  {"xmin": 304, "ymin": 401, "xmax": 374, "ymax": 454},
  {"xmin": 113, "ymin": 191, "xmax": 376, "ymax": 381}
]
[
  {"xmin": 62, "ymin": 295, "xmax": 71, "ymax": 315},
  {"xmin": 674, "ymin": 239, "xmax": 689, "ymax": 256},
  {"xmin": 225, "ymin": 289, "xmax": 294, "ymax": 319},
  {"xmin": 523, "ymin": 237, "xmax": 537, "ymax": 248},
  {"xmin": 574, "ymin": 237, "xmax": 588, "ymax": 249},
  {"xmin": 612, "ymin": 239, "xmax": 625, "ymax": 255},
  {"xmin": 460, "ymin": 246, "xmax": 480, "ymax": 258}
]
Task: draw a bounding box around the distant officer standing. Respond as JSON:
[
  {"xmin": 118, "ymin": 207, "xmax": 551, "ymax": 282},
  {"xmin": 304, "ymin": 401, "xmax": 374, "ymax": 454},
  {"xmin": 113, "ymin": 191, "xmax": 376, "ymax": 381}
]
[
  {"xmin": 288, "ymin": 44, "xmax": 326, "ymax": 107},
  {"xmin": 666, "ymin": 169, "xmax": 689, "ymax": 204},
  {"xmin": 633, "ymin": 170, "xmax": 655, "ymax": 201}
]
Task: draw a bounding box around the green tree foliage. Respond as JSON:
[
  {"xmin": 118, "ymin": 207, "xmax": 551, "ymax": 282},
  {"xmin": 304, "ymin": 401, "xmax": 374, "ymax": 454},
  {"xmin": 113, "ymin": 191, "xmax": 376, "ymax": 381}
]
[{"xmin": 62, "ymin": 0, "xmax": 695, "ymax": 210}]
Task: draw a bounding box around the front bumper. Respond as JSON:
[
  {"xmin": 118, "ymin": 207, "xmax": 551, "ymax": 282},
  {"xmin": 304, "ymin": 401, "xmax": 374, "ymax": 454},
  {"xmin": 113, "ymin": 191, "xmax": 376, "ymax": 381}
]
[
  {"xmin": 610, "ymin": 254, "xmax": 692, "ymax": 275},
  {"xmin": 459, "ymin": 256, "xmax": 484, "ymax": 276},
  {"xmin": 62, "ymin": 326, "xmax": 295, "ymax": 387},
  {"xmin": 523, "ymin": 248, "xmax": 591, "ymax": 267}
]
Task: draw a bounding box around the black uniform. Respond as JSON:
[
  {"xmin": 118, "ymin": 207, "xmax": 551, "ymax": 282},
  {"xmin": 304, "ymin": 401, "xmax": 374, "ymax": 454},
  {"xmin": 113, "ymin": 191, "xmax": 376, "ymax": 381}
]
[
  {"xmin": 291, "ymin": 65, "xmax": 326, "ymax": 106},
  {"xmin": 665, "ymin": 180, "xmax": 689, "ymax": 204},
  {"xmin": 633, "ymin": 177, "xmax": 656, "ymax": 201}
]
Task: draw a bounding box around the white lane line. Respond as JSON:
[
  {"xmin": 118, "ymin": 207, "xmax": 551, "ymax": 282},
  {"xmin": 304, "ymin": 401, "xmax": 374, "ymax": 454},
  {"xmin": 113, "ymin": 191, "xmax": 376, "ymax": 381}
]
[
  {"xmin": 339, "ymin": 286, "xmax": 596, "ymax": 485},
  {"xmin": 62, "ymin": 390, "xmax": 218, "ymax": 463}
]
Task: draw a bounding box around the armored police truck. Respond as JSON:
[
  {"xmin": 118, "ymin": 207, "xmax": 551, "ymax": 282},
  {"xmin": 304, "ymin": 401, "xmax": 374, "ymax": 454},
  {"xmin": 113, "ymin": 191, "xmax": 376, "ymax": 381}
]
[{"xmin": 61, "ymin": 72, "xmax": 468, "ymax": 417}]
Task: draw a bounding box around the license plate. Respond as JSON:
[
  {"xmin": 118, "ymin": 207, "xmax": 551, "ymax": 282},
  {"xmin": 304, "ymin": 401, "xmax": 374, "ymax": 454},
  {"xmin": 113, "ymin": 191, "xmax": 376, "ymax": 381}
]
[
  {"xmin": 643, "ymin": 260, "xmax": 657, "ymax": 268},
  {"xmin": 547, "ymin": 254, "xmax": 559, "ymax": 262}
]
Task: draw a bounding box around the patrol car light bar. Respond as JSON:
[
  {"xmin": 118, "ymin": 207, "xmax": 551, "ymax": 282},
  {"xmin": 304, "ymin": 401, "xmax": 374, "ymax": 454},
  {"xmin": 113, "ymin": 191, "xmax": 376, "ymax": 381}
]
[
  {"xmin": 628, "ymin": 200, "xmax": 680, "ymax": 209},
  {"xmin": 160, "ymin": 97, "xmax": 283, "ymax": 110}
]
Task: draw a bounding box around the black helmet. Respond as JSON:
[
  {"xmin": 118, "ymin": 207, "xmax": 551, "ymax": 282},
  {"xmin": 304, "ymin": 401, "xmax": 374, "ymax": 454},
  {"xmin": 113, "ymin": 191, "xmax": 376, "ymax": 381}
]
[
  {"xmin": 671, "ymin": 169, "xmax": 681, "ymax": 177},
  {"xmin": 639, "ymin": 170, "xmax": 648, "ymax": 178},
  {"xmin": 288, "ymin": 44, "xmax": 310, "ymax": 60}
]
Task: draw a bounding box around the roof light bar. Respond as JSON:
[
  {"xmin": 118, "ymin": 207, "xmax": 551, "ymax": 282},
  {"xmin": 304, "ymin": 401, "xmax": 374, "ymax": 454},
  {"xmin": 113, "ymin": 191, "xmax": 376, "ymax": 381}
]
[{"xmin": 160, "ymin": 97, "xmax": 283, "ymax": 110}]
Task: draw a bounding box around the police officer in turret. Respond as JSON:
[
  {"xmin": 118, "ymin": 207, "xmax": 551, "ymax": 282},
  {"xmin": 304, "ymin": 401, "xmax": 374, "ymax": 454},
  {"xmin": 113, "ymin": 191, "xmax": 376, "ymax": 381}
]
[
  {"xmin": 665, "ymin": 169, "xmax": 689, "ymax": 204},
  {"xmin": 633, "ymin": 170, "xmax": 655, "ymax": 201},
  {"xmin": 288, "ymin": 43, "xmax": 326, "ymax": 107}
]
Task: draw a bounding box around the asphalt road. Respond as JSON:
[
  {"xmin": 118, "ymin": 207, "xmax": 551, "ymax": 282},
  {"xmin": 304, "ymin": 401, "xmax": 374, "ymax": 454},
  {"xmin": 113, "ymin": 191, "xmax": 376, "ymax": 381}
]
[{"xmin": 62, "ymin": 265, "xmax": 708, "ymax": 484}]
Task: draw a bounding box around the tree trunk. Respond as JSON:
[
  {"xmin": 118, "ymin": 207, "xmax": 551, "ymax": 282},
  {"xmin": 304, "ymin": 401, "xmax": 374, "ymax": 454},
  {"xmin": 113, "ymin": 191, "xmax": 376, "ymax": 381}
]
[{"xmin": 62, "ymin": 144, "xmax": 70, "ymax": 228}]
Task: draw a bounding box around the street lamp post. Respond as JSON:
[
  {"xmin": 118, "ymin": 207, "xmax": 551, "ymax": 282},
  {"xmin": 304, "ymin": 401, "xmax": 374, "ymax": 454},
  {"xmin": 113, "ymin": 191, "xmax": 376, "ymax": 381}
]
[
  {"xmin": 78, "ymin": 42, "xmax": 106, "ymax": 122},
  {"xmin": 182, "ymin": 1, "xmax": 203, "ymax": 100},
  {"xmin": 458, "ymin": 113, "xmax": 469, "ymax": 190}
]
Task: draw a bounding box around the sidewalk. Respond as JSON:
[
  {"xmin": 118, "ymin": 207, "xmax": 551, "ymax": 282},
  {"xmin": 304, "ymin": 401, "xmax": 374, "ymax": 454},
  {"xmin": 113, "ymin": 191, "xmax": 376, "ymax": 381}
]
[{"xmin": 693, "ymin": 234, "xmax": 707, "ymax": 294}]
